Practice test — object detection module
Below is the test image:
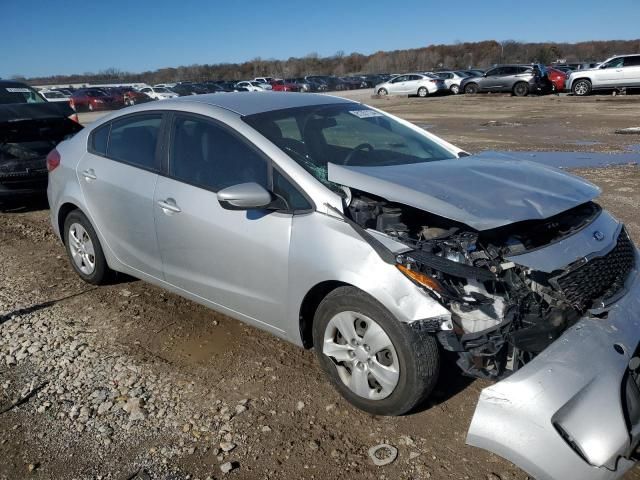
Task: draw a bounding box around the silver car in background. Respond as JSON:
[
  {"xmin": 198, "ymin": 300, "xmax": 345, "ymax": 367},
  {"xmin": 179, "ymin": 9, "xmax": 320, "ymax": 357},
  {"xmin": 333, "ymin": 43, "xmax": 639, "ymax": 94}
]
[
  {"xmin": 433, "ymin": 70, "xmax": 471, "ymax": 94},
  {"xmin": 375, "ymin": 73, "xmax": 447, "ymax": 97},
  {"xmin": 47, "ymin": 92, "xmax": 639, "ymax": 480}
]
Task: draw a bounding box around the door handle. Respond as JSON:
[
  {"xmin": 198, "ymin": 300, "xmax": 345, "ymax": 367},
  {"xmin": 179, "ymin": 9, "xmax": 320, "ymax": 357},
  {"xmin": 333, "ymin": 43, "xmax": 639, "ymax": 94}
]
[
  {"xmin": 82, "ymin": 169, "xmax": 97, "ymax": 181},
  {"xmin": 157, "ymin": 198, "xmax": 181, "ymax": 213}
]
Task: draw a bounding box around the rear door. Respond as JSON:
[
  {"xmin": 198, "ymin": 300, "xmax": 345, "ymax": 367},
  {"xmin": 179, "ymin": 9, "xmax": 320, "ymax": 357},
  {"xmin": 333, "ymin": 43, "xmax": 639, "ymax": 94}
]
[
  {"xmin": 623, "ymin": 56, "xmax": 640, "ymax": 86},
  {"xmin": 153, "ymin": 112, "xmax": 296, "ymax": 332},
  {"xmin": 77, "ymin": 112, "xmax": 164, "ymax": 278}
]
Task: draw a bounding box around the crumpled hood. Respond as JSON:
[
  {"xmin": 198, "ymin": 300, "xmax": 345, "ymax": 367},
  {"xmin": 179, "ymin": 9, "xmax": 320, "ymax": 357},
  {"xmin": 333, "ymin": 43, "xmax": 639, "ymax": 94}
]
[{"xmin": 327, "ymin": 156, "xmax": 600, "ymax": 231}]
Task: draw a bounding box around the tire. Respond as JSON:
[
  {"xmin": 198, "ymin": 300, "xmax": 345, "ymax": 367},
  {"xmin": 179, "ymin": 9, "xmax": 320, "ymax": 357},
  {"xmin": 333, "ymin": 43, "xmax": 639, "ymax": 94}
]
[
  {"xmin": 377, "ymin": 88, "xmax": 388, "ymax": 96},
  {"xmin": 512, "ymin": 82, "xmax": 529, "ymax": 97},
  {"xmin": 450, "ymin": 84, "xmax": 460, "ymax": 94},
  {"xmin": 417, "ymin": 87, "xmax": 428, "ymax": 98},
  {"xmin": 572, "ymin": 79, "xmax": 592, "ymax": 96},
  {"xmin": 464, "ymin": 83, "xmax": 479, "ymax": 94},
  {"xmin": 88, "ymin": 102, "xmax": 94, "ymax": 112},
  {"xmin": 312, "ymin": 286, "xmax": 440, "ymax": 416},
  {"xmin": 63, "ymin": 209, "xmax": 111, "ymax": 285}
]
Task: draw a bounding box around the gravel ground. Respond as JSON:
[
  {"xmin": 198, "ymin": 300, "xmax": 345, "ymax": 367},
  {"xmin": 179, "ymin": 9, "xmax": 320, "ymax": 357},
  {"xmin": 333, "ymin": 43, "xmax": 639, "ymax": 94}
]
[{"xmin": 2, "ymin": 94, "xmax": 640, "ymax": 479}]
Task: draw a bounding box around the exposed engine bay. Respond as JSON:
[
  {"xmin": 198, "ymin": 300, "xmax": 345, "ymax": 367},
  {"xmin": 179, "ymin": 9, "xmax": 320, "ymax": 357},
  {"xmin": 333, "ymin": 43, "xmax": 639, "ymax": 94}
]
[{"xmin": 343, "ymin": 190, "xmax": 636, "ymax": 380}]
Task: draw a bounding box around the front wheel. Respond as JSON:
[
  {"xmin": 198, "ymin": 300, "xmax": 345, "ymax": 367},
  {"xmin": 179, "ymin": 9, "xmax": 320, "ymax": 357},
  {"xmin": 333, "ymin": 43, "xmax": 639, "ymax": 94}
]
[
  {"xmin": 377, "ymin": 88, "xmax": 388, "ymax": 96},
  {"xmin": 313, "ymin": 286, "xmax": 440, "ymax": 416},
  {"xmin": 450, "ymin": 84, "xmax": 460, "ymax": 94},
  {"xmin": 572, "ymin": 79, "xmax": 592, "ymax": 96},
  {"xmin": 417, "ymin": 87, "xmax": 428, "ymax": 97}
]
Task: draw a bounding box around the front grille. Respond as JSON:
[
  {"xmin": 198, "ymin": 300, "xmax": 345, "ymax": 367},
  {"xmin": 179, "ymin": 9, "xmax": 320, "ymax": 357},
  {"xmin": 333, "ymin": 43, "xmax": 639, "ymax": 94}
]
[{"xmin": 554, "ymin": 228, "xmax": 635, "ymax": 311}]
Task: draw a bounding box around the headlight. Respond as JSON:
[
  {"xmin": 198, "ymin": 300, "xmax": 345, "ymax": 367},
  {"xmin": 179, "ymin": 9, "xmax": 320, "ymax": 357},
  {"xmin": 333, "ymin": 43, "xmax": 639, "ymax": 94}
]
[{"xmin": 396, "ymin": 264, "xmax": 444, "ymax": 294}]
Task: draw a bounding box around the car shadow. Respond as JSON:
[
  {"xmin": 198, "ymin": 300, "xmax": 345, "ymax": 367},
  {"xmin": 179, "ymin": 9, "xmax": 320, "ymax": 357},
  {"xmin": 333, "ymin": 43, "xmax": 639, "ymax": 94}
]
[
  {"xmin": 0, "ymin": 194, "xmax": 49, "ymax": 213},
  {"xmin": 410, "ymin": 350, "xmax": 477, "ymax": 414}
]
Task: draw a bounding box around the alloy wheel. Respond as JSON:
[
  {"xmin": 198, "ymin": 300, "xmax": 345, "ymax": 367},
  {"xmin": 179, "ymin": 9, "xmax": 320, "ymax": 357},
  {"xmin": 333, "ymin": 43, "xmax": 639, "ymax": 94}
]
[
  {"xmin": 68, "ymin": 223, "xmax": 96, "ymax": 275},
  {"xmin": 574, "ymin": 80, "xmax": 590, "ymax": 96},
  {"xmin": 323, "ymin": 311, "xmax": 399, "ymax": 400}
]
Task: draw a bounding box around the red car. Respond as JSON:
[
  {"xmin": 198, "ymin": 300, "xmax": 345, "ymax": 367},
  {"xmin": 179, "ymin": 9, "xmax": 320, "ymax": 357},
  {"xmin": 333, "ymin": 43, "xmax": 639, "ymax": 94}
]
[
  {"xmin": 69, "ymin": 88, "xmax": 118, "ymax": 112},
  {"xmin": 270, "ymin": 79, "xmax": 301, "ymax": 92},
  {"xmin": 546, "ymin": 67, "xmax": 568, "ymax": 92}
]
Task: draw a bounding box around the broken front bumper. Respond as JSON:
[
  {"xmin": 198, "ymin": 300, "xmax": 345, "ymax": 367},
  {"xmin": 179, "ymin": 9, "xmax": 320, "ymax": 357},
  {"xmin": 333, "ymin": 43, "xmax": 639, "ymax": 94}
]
[{"xmin": 467, "ymin": 249, "xmax": 640, "ymax": 480}]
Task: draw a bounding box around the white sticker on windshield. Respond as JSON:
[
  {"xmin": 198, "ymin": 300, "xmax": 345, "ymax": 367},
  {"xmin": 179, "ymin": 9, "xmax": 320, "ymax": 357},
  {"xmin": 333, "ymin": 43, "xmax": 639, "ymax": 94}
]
[
  {"xmin": 349, "ymin": 110, "xmax": 383, "ymax": 118},
  {"xmin": 5, "ymin": 87, "xmax": 32, "ymax": 93}
]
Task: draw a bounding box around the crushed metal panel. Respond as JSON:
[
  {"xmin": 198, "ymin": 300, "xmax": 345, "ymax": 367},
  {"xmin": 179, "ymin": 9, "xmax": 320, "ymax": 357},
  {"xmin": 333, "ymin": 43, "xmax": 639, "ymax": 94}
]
[
  {"xmin": 467, "ymin": 253, "xmax": 640, "ymax": 480},
  {"xmin": 327, "ymin": 156, "xmax": 600, "ymax": 231}
]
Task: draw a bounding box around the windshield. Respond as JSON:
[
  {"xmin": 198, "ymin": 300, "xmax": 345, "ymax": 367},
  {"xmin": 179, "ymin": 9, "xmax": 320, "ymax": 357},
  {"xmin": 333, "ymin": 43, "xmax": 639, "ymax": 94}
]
[
  {"xmin": 243, "ymin": 104, "xmax": 456, "ymax": 188},
  {"xmin": 0, "ymin": 84, "xmax": 46, "ymax": 104}
]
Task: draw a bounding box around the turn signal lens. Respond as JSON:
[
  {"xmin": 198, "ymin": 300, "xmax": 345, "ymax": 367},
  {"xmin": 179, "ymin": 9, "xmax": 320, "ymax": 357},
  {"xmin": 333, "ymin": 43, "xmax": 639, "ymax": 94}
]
[{"xmin": 396, "ymin": 264, "xmax": 443, "ymax": 293}]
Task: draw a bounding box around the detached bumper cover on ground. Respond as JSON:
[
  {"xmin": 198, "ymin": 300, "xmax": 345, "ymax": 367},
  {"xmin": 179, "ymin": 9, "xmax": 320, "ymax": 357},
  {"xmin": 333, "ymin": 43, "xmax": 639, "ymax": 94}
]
[{"xmin": 467, "ymin": 249, "xmax": 640, "ymax": 480}]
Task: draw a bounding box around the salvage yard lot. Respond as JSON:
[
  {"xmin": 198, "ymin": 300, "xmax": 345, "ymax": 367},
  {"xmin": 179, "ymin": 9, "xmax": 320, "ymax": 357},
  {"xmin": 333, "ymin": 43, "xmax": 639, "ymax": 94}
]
[{"xmin": 1, "ymin": 93, "xmax": 640, "ymax": 479}]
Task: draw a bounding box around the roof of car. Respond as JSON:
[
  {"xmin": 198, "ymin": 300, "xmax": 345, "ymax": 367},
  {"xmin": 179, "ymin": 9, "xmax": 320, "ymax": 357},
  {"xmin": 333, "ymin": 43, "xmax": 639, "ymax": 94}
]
[
  {"xmin": 0, "ymin": 80, "xmax": 31, "ymax": 88},
  {"xmin": 174, "ymin": 91, "xmax": 355, "ymax": 116}
]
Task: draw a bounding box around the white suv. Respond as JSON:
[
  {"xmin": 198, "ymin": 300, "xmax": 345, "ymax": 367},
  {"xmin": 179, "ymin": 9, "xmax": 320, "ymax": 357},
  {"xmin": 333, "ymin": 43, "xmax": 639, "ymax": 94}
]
[{"xmin": 567, "ymin": 54, "xmax": 640, "ymax": 95}]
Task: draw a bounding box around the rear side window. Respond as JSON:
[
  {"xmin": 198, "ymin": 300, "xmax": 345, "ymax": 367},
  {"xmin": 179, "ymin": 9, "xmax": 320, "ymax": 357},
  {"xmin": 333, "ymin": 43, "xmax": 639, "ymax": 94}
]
[
  {"xmin": 624, "ymin": 56, "xmax": 640, "ymax": 67},
  {"xmin": 107, "ymin": 114, "xmax": 162, "ymax": 170},
  {"xmin": 170, "ymin": 115, "xmax": 268, "ymax": 192},
  {"xmin": 90, "ymin": 124, "xmax": 110, "ymax": 155}
]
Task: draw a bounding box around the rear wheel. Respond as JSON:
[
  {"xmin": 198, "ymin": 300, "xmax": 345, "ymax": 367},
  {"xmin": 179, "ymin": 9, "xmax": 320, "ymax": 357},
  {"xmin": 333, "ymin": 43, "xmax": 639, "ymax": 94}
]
[
  {"xmin": 450, "ymin": 84, "xmax": 460, "ymax": 94},
  {"xmin": 312, "ymin": 286, "xmax": 440, "ymax": 416},
  {"xmin": 377, "ymin": 88, "xmax": 388, "ymax": 96},
  {"xmin": 64, "ymin": 210, "xmax": 111, "ymax": 285},
  {"xmin": 464, "ymin": 83, "xmax": 479, "ymax": 94},
  {"xmin": 417, "ymin": 87, "xmax": 428, "ymax": 98},
  {"xmin": 572, "ymin": 79, "xmax": 592, "ymax": 96},
  {"xmin": 513, "ymin": 82, "xmax": 529, "ymax": 97}
]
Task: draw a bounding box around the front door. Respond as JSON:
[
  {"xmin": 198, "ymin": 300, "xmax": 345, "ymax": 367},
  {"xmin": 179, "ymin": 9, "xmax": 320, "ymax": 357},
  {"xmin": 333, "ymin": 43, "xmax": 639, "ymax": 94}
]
[
  {"xmin": 594, "ymin": 57, "xmax": 625, "ymax": 87},
  {"xmin": 76, "ymin": 112, "xmax": 164, "ymax": 278},
  {"xmin": 153, "ymin": 113, "xmax": 293, "ymax": 332},
  {"xmin": 479, "ymin": 67, "xmax": 504, "ymax": 91}
]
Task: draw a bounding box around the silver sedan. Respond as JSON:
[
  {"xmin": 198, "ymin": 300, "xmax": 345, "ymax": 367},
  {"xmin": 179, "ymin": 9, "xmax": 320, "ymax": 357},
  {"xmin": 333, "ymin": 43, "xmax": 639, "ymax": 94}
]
[
  {"xmin": 375, "ymin": 73, "xmax": 447, "ymax": 97},
  {"xmin": 48, "ymin": 92, "xmax": 639, "ymax": 480}
]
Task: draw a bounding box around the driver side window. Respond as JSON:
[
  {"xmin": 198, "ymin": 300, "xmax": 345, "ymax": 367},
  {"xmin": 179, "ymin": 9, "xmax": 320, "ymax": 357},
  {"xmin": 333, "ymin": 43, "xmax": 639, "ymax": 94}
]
[
  {"xmin": 391, "ymin": 75, "xmax": 407, "ymax": 83},
  {"xmin": 604, "ymin": 58, "xmax": 624, "ymax": 69},
  {"xmin": 170, "ymin": 115, "xmax": 268, "ymax": 192}
]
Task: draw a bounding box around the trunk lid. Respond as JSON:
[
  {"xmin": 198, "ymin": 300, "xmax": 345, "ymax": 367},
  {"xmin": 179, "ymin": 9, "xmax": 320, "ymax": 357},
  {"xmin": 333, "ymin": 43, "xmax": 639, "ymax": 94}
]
[{"xmin": 0, "ymin": 103, "xmax": 83, "ymax": 178}]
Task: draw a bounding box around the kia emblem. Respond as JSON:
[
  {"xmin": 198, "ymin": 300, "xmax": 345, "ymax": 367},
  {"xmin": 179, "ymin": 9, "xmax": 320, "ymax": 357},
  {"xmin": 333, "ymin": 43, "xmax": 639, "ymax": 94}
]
[{"xmin": 593, "ymin": 231, "xmax": 605, "ymax": 241}]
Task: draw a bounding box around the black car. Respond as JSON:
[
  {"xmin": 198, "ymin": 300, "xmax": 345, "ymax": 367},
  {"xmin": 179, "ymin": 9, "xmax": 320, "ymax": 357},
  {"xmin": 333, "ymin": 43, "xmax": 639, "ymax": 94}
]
[
  {"xmin": 0, "ymin": 80, "xmax": 83, "ymax": 198},
  {"xmin": 459, "ymin": 64, "xmax": 553, "ymax": 96}
]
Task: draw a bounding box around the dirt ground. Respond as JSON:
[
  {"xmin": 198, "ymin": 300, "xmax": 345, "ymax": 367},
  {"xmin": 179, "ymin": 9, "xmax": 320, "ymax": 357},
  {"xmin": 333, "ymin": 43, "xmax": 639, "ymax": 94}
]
[{"xmin": 1, "ymin": 93, "xmax": 640, "ymax": 480}]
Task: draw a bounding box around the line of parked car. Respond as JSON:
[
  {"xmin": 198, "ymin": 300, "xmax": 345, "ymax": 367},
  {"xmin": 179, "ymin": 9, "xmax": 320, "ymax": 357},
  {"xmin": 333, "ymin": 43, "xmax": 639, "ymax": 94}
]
[
  {"xmin": 31, "ymin": 53, "xmax": 640, "ymax": 115},
  {"xmin": 374, "ymin": 54, "xmax": 640, "ymax": 98}
]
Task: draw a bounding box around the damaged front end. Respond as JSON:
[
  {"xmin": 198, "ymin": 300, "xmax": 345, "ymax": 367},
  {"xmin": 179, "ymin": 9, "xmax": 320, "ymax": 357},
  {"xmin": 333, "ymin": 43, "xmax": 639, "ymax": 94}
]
[
  {"xmin": 0, "ymin": 103, "xmax": 82, "ymax": 197},
  {"xmin": 328, "ymin": 160, "xmax": 639, "ymax": 478}
]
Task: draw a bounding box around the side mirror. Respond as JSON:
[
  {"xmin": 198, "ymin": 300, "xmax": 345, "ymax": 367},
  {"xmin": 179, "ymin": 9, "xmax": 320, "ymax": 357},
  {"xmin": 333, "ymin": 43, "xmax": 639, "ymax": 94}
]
[{"xmin": 217, "ymin": 182, "xmax": 273, "ymax": 210}]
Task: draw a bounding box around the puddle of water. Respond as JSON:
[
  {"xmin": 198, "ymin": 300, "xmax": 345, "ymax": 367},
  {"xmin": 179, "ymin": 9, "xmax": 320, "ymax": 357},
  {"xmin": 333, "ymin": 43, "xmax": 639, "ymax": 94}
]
[
  {"xmin": 475, "ymin": 150, "xmax": 639, "ymax": 168},
  {"xmin": 626, "ymin": 144, "xmax": 640, "ymax": 153}
]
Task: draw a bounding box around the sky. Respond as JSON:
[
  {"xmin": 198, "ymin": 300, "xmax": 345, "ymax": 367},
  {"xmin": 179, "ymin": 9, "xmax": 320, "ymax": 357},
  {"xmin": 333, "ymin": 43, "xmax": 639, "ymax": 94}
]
[{"xmin": 2, "ymin": 0, "xmax": 639, "ymax": 78}]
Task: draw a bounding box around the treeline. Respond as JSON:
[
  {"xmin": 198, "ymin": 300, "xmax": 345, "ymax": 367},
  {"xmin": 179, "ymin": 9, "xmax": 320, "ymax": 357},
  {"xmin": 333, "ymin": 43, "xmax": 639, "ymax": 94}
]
[{"xmin": 17, "ymin": 39, "xmax": 640, "ymax": 86}]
